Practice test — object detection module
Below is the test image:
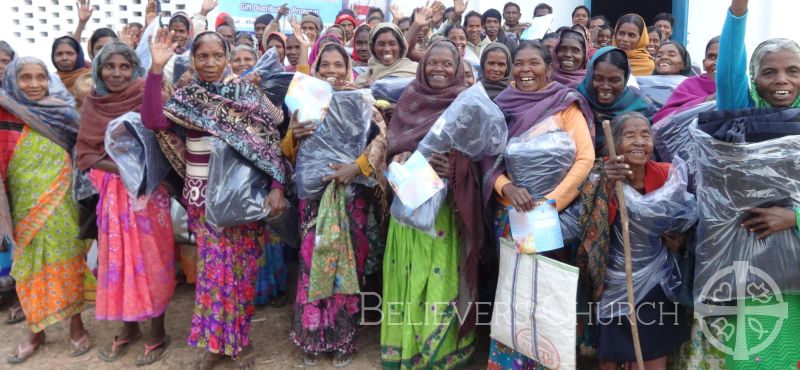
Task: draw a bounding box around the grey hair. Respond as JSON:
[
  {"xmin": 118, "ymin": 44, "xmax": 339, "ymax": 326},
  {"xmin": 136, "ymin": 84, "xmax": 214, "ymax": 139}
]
[
  {"xmin": 14, "ymin": 56, "xmax": 49, "ymax": 79},
  {"xmin": 751, "ymin": 38, "xmax": 800, "ymax": 77},
  {"xmin": 607, "ymin": 111, "xmax": 651, "ymax": 155},
  {"xmin": 231, "ymin": 45, "xmax": 258, "ymax": 60}
]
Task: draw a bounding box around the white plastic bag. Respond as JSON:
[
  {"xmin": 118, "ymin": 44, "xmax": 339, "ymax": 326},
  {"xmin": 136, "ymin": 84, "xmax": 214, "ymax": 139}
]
[{"xmin": 104, "ymin": 112, "xmax": 171, "ymax": 197}]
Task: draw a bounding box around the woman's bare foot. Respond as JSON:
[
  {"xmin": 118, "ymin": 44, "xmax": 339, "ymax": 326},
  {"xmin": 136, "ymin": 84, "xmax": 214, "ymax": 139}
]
[
  {"xmin": 194, "ymin": 351, "xmax": 224, "ymax": 370},
  {"xmin": 234, "ymin": 345, "xmax": 256, "ymax": 370}
]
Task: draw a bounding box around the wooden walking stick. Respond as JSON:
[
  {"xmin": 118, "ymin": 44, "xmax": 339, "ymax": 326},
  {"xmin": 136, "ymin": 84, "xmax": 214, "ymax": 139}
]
[{"xmin": 602, "ymin": 120, "xmax": 645, "ymax": 370}]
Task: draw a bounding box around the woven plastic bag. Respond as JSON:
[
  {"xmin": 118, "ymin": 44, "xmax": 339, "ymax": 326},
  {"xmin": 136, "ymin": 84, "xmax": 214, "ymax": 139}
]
[{"xmin": 491, "ymin": 238, "xmax": 578, "ymax": 370}]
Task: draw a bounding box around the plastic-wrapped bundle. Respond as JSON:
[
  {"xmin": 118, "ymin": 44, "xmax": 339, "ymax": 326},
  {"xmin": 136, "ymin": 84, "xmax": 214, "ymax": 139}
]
[
  {"xmin": 295, "ymin": 89, "xmax": 376, "ymax": 200},
  {"xmin": 652, "ymin": 100, "xmax": 716, "ymax": 163},
  {"xmin": 417, "ymin": 83, "xmax": 508, "ymax": 161},
  {"xmin": 506, "ymin": 130, "xmax": 576, "ymax": 199},
  {"xmin": 505, "ymin": 125, "xmax": 581, "ymax": 243},
  {"xmin": 205, "ymin": 138, "xmax": 271, "ymax": 228},
  {"xmin": 370, "ymin": 77, "xmax": 413, "ymax": 103},
  {"xmin": 598, "ymin": 158, "xmax": 697, "ymax": 318},
  {"xmin": 260, "ymin": 72, "xmax": 294, "ymax": 108},
  {"xmin": 104, "ymin": 112, "xmax": 171, "ymax": 197},
  {"xmin": 635, "ymin": 75, "xmax": 688, "ymax": 110},
  {"xmin": 251, "ymin": 48, "xmax": 285, "ymax": 77},
  {"xmin": 692, "ymin": 107, "xmax": 800, "ymax": 302},
  {"xmin": 697, "ymin": 107, "xmax": 800, "ymax": 143},
  {"xmin": 390, "ymin": 185, "xmax": 448, "ymax": 237}
]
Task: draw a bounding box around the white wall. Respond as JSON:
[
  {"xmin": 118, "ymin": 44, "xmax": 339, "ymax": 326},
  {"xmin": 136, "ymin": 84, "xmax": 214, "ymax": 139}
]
[{"xmin": 686, "ymin": 0, "xmax": 800, "ymax": 71}]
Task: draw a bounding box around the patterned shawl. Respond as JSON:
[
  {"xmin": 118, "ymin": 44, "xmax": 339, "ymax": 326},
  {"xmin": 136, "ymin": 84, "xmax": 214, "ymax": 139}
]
[
  {"xmin": 355, "ymin": 23, "xmax": 419, "ymax": 85},
  {"xmin": 478, "ymin": 42, "xmax": 511, "ymax": 100},
  {"xmin": 550, "ymin": 29, "xmax": 589, "ymax": 88},
  {"xmin": 613, "ymin": 14, "xmax": 655, "ymax": 76},
  {"xmin": 0, "ymin": 58, "xmax": 79, "ymax": 153},
  {"xmin": 163, "ymin": 79, "xmax": 288, "ymax": 184}
]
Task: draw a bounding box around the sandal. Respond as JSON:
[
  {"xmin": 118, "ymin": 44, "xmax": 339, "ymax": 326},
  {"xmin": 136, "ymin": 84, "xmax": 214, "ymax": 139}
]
[
  {"xmin": 69, "ymin": 332, "xmax": 92, "ymax": 357},
  {"xmin": 5, "ymin": 305, "xmax": 25, "ymax": 325},
  {"xmin": 303, "ymin": 353, "xmax": 319, "ymax": 367},
  {"xmin": 98, "ymin": 332, "xmax": 142, "ymax": 362},
  {"xmin": 134, "ymin": 336, "xmax": 171, "ymax": 366},
  {"xmin": 6, "ymin": 333, "xmax": 44, "ymax": 364},
  {"xmin": 194, "ymin": 352, "xmax": 223, "ymax": 370},
  {"xmin": 332, "ymin": 351, "xmax": 351, "ymax": 368}
]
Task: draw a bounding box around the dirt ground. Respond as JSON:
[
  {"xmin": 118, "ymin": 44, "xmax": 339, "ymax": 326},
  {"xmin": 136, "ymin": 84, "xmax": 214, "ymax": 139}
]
[{"xmin": 0, "ymin": 263, "xmax": 597, "ymax": 370}]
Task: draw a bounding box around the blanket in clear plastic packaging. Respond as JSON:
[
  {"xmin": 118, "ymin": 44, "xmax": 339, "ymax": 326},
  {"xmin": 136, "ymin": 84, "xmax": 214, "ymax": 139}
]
[
  {"xmin": 370, "ymin": 77, "xmax": 413, "ymax": 104},
  {"xmin": 635, "ymin": 75, "xmax": 687, "ymax": 110},
  {"xmin": 416, "ymin": 83, "xmax": 508, "ymax": 161},
  {"xmin": 104, "ymin": 112, "xmax": 171, "ymax": 197},
  {"xmin": 597, "ymin": 158, "xmax": 697, "ymax": 318},
  {"xmin": 652, "ymin": 100, "xmax": 716, "ymax": 163},
  {"xmin": 205, "ymin": 138, "xmax": 270, "ymax": 228},
  {"xmin": 692, "ymin": 107, "xmax": 800, "ymax": 302},
  {"xmin": 390, "ymin": 84, "xmax": 507, "ymax": 235},
  {"xmin": 295, "ymin": 89, "xmax": 376, "ymax": 200},
  {"xmin": 504, "ymin": 119, "xmax": 581, "ymax": 244}
]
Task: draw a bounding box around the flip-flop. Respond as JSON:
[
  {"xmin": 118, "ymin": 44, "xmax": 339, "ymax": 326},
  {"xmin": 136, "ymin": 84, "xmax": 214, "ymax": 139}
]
[
  {"xmin": 6, "ymin": 336, "xmax": 44, "ymax": 364},
  {"xmin": 69, "ymin": 332, "xmax": 92, "ymax": 357},
  {"xmin": 98, "ymin": 332, "xmax": 142, "ymax": 362},
  {"xmin": 134, "ymin": 336, "xmax": 171, "ymax": 366},
  {"xmin": 5, "ymin": 306, "xmax": 25, "ymax": 325}
]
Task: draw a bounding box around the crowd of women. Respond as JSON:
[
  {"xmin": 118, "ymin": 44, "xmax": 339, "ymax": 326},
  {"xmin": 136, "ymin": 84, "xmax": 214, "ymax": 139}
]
[{"xmin": 0, "ymin": 0, "xmax": 798, "ymax": 368}]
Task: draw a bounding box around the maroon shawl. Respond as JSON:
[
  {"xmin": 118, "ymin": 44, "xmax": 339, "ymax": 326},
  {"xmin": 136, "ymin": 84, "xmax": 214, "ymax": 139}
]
[
  {"xmin": 652, "ymin": 74, "xmax": 716, "ymax": 124},
  {"xmin": 550, "ymin": 29, "xmax": 589, "ymax": 88},
  {"xmin": 76, "ymin": 78, "xmax": 146, "ymax": 171},
  {"xmin": 388, "ymin": 42, "xmax": 484, "ymax": 340},
  {"xmin": 482, "ymin": 81, "xmax": 594, "ymax": 203}
]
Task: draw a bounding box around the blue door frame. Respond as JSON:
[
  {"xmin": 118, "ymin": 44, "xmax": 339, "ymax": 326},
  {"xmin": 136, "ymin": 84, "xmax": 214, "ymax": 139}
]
[{"xmin": 584, "ymin": 0, "xmax": 688, "ymax": 44}]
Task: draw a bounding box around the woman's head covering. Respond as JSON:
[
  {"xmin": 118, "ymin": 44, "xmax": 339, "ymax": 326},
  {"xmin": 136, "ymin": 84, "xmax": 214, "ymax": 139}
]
[
  {"xmin": 168, "ymin": 12, "xmax": 195, "ymax": 54},
  {"xmin": 550, "ymin": 29, "xmax": 589, "ymax": 88},
  {"xmin": 749, "ymin": 38, "xmax": 800, "ymax": 108},
  {"xmin": 308, "ymin": 35, "xmax": 343, "ymax": 72},
  {"xmin": 91, "ymin": 42, "xmax": 145, "ymax": 96},
  {"xmin": 654, "ymin": 41, "xmax": 693, "ymax": 76},
  {"xmin": 78, "ymin": 42, "xmax": 148, "ymax": 171},
  {"xmin": 578, "ymin": 47, "xmax": 655, "ymax": 150},
  {"xmin": 265, "ymin": 31, "xmax": 287, "ymax": 52},
  {"xmin": 335, "ymin": 13, "xmax": 358, "ymax": 28},
  {"xmin": 301, "ymin": 14, "xmax": 323, "ymax": 32},
  {"xmin": 355, "ymin": 22, "xmax": 418, "ymax": 84},
  {"xmin": 388, "ymin": 41, "xmax": 465, "ymax": 157},
  {"xmin": 478, "ymin": 42, "xmax": 511, "ymax": 100},
  {"xmin": 481, "ymin": 8, "xmax": 502, "ymax": 25},
  {"xmin": 352, "ymin": 24, "xmax": 373, "ymax": 63},
  {"xmin": 51, "ymin": 36, "xmax": 88, "ymax": 72},
  {"xmin": 612, "ymin": 14, "xmax": 654, "ymax": 76},
  {"xmin": 0, "ymin": 57, "xmax": 79, "ymax": 152},
  {"xmin": 312, "ymin": 43, "xmax": 355, "ymax": 88}
]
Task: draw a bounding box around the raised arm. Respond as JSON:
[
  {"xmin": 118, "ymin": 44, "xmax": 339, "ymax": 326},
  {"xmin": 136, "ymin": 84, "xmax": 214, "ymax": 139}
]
[
  {"xmin": 142, "ymin": 27, "xmax": 177, "ymax": 131},
  {"xmin": 405, "ymin": 7, "xmax": 433, "ymax": 62},
  {"xmin": 73, "ymin": 0, "xmax": 93, "ymax": 42},
  {"xmin": 716, "ymin": 0, "xmax": 751, "ymax": 110}
]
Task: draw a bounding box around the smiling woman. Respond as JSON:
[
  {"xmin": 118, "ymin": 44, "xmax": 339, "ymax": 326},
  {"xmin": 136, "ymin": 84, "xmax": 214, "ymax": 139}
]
[
  {"xmin": 613, "ymin": 14, "xmax": 655, "ymax": 76},
  {"xmin": 577, "ymin": 47, "xmax": 656, "ymax": 153},
  {"xmin": 354, "ymin": 22, "xmax": 418, "ymax": 85},
  {"xmin": 479, "ymin": 42, "xmax": 511, "ymax": 99},
  {"xmin": 552, "ymin": 29, "xmax": 589, "ymax": 88},
  {"xmin": 654, "ymin": 41, "xmax": 692, "ymax": 76}
]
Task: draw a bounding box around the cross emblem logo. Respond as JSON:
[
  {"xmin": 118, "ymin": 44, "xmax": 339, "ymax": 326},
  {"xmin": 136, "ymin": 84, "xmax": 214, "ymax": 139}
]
[{"xmin": 695, "ymin": 261, "xmax": 789, "ymax": 360}]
